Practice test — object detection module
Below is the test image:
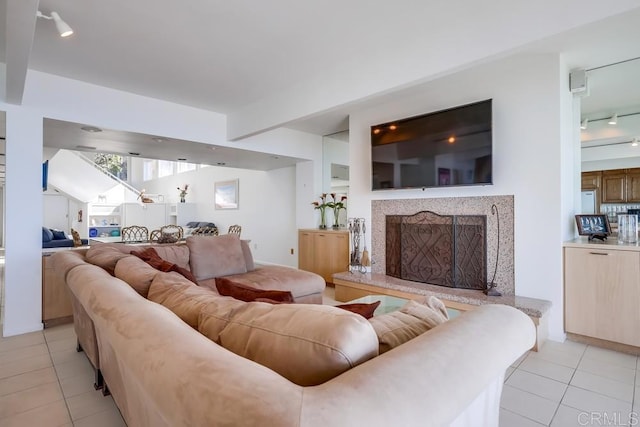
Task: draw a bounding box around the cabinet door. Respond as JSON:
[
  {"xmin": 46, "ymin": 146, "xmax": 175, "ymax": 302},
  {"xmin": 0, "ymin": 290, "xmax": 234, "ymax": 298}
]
[
  {"xmin": 564, "ymin": 247, "xmax": 640, "ymax": 346},
  {"xmin": 298, "ymin": 231, "xmax": 315, "ymax": 272},
  {"xmin": 144, "ymin": 204, "xmax": 168, "ymax": 230},
  {"xmin": 314, "ymin": 232, "xmax": 349, "ymax": 283},
  {"xmin": 581, "ymin": 171, "xmax": 601, "ymax": 190},
  {"xmin": 601, "ymin": 172, "xmax": 626, "ymax": 203},
  {"xmin": 626, "ymin": 170, "xmax": 640, "ymax": 202},
  {"xmin": 123, "ymin": 203, "xmax": 145, "ymax": 226}
]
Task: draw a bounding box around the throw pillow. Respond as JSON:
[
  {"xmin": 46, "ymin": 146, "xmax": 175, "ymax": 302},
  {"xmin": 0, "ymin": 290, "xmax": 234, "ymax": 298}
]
[
  {"xmin": 240, "ymin": 240, "xmax": 255, "ymax": 271},
  {"xmin": 187, "ymin": 234, "xmax": 247, "ymax": 281},
  {"xmin": 215, "ymin": 277, "xmax": 294, "ymax": 303},
  {"xmin": 335, "ymin": 301, "xmax": 381, "ymax": 319},
  {"xmin": 131, "ymin": 247, "xmax": 197, "ymax": 284},
  {"xmin": 51, "ymin": 229, "xmax": 67, "ymax": 240},
  {"xmin": 42, "ymin": 227, "xmax": 54, "ymax": 243},
  {"xmin": 368, "ymin": 297, "xmax": 449, "ymax": 354}
]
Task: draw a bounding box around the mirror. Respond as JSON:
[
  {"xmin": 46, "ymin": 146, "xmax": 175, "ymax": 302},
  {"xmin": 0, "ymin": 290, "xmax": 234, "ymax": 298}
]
[{"xmin": 322, "ymin": 130, "xmax": 349, "ymax": 226}]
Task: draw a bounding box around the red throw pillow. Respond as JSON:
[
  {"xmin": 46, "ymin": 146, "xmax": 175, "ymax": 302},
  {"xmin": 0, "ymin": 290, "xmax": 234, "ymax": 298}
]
[
  {"xmin": 131, "ymin": 248, "xmax": 197, "ymax": 284},
  {"xmin": 335, "ymin": 301, "xmax": 381, "ymax": 319},
  {"xmin": 215, "ymin": 277, "xmax": 294, "ymax": 303}
]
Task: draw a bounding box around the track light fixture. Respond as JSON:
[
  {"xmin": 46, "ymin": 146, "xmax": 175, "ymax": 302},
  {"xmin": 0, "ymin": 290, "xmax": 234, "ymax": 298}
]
[
  {"xmin": 608, "ymin": 114, "xmax": 618, "ymax": 125},
  {"xmin": 36, "ymin": 10, "xmax": 74, "ymax": 37},
  {"xmin": 580, "ymin": 118, "xmax": 589, "ymax": 130}
]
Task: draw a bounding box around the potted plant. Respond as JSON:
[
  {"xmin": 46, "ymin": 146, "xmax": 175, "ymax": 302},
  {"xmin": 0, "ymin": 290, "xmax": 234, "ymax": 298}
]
[
  {"xmin": 311, "ymin": 194, "xmax": 329, "ymax": 229},
  {"xmin": 327, "ymin": 193, "xmax": 347, "ymax": 229}
]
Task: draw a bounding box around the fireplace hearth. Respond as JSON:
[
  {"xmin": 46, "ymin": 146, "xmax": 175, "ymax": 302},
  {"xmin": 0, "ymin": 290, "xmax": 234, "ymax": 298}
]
[{"xmin": 386, "ymin": 211, "xmax": 486, "ymax": 290}]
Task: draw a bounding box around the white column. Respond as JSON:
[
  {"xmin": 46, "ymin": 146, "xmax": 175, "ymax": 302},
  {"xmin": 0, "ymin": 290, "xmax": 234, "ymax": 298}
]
[{"xmin": 3, "ymin": 108, "xmax": 43, "ymax": 336}]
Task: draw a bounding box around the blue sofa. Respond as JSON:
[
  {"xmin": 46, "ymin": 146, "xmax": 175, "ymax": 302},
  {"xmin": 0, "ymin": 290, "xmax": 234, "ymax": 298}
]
[{"xmin": 42, "ymin": 227, "xmax": 88, "ymax": 248}]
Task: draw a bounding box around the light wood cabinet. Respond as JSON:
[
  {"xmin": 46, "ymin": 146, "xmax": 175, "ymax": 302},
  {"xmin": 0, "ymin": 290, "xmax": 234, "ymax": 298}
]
[
  {"xmin": 581, "ymin": 171, "xmax": 601, "ymax": 190},
  {"xmin": 298, "ymin": 229, "xmax": 349, "ymax": 284},
  {"xmin": 564, "ymin": 246, "xmax": 640, "ymax": 346},
  {"xmin": 42, "ymin": 253, "xmax": 74, "ymax": 328}
]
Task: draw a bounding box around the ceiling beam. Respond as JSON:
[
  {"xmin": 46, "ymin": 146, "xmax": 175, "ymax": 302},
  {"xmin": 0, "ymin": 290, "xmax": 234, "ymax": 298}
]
[{"xmin": 4, "ymin": 0, "xmax": 38, "ymax": 104}]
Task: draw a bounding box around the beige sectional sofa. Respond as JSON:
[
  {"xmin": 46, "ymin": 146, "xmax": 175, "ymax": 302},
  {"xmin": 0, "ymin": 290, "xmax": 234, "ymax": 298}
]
[{"xmin": 51, "ymin": 234, "xmax": 536, "ymax": 427}]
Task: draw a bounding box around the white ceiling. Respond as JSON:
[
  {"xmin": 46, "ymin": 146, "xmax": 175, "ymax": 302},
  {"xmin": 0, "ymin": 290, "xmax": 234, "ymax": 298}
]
[{"xmin": 2, "ymin": 1, "xmax": 640, "ymax": 165}]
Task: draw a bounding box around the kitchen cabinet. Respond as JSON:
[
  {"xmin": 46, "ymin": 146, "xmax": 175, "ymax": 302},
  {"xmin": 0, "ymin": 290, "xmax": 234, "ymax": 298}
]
[
  {"xmin": 298, "ymin": 229, "xmax": 349, "ymax": 284},
  {"xmin": 167, "ymin": 203, "xmax": 198, "ymax": 227},
  {"xmin": 564, "ymin": 244, "xmax": 640, "ymax": 347},
  {"xmin": 600, "ymin": 168, "xmax": 640, "ymax": 203},
  {"xmin": 581, "ymin": 171, "xmax": 601, "ymax": 190}
]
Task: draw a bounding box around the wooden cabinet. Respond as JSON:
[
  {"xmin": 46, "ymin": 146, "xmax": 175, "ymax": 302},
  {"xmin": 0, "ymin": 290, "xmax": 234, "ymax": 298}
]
[
  {"xmin": 602, "ymin": 171, "xmax": 627, "ymax": 203},
  {"xmin": 600, "ymin": 168, "xmax": 640, "ymax": 203},
  {"xmin": 626, "ymin": 169, "xmax": 640, "ymax": 202},
  {"xmin": 564, "ymin": 246, "xmax": 640, "ymax": 346},
  {"xmin": 42, "ymin": 253, "xmax": 74, "ymax": 328},
  {"xmin": 298, "ymin": 229, "xmax": 349, "ymax": 284},
  {"xmin": 581, "ymin": 171, "xmax": 601, "ymax": 190}
]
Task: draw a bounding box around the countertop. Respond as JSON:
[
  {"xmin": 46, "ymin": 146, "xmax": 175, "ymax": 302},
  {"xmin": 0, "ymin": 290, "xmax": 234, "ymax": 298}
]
[{"xmin": 563, "ymin": 237, "xmax": 640, "ymax": 251}]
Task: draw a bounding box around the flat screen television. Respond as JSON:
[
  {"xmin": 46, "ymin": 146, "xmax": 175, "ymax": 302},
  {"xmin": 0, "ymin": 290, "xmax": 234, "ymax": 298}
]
[{"xmin": 371, "ymin": 99, "xmax": 492, "ymax": 190}]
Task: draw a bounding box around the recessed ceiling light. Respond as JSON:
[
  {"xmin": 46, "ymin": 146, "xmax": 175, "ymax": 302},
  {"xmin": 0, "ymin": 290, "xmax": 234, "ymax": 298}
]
[
  {"xmin": 210, "ymin": 147, "xmax": 217, "ymax": 151},
  {"xmin": 216, "ymin": 162, "xmax": 226, "ymax": 166},
  {"xmin": 129, "ymin": 152, "xmax": 140, "ymax": 156},
  {"xmin": 177, "ymin": 158, "xmax": 187, "ymax": 161},
  {"xmin": 608, "ymin": 114, "xmax": 618, "ymax": 125},
  {"xmin": 80, "ymin": 126, "xmax": 102, "ymax": 133},
  {"xmin": 152, "ymin": 137, "xmax": 166, "ymax": 143},
  {"xmin": 271, "ymin": 155, "xmax": 280, "ymax": 159},
  {"xmin": 76, "ymin": 145, "xmax": 97, "ymax": 150}
]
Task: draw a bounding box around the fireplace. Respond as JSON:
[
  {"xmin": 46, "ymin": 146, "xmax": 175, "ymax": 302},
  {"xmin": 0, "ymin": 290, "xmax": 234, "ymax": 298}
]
[
  {"xmin": 372, "ymin": 196, "xmax": 514, "ymax": 296},
  {"xmin": 386, "ymin": 211, "xmax": 487, "ymax": 290}
]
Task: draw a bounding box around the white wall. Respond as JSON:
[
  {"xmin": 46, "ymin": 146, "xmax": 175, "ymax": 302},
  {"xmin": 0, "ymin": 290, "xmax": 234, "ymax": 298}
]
[
  {"xmin": 1, "ymin": 70, "xmax": 322, "ymax": 336},
  {"xmin": 349, "ymin": 54, "xmax": 572, "ymax": 341},
  {"xmin": 141, "ymin": 165, "xmax": 299, "ymax": 267}
]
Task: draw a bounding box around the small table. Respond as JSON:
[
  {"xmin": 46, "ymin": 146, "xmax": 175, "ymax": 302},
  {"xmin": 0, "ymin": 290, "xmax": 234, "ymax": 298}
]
[{"xmin": 344, "ymin": 294, "xmax": 460, "ymax": 319}]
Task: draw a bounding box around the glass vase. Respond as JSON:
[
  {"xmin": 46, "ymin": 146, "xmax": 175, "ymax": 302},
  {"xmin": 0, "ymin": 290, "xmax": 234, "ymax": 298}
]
[
  {"xmin": 319, "ymin": 208, "xmax": 327, "ymax": 229},
  {"xmin": 180, "ymin": 196, "xmax": 185, "ymax": 203},
  {"xmin": 332, "ymin": 208, "xmax": 340, "ymax": 229}
]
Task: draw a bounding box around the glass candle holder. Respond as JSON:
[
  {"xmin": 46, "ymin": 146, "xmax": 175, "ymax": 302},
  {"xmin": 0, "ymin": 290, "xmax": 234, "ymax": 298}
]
[{"xmin": 617, "ymin": 214, "xmax": 638, "ymax": 244}]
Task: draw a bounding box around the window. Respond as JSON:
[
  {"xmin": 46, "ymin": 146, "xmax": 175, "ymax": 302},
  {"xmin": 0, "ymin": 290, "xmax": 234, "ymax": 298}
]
[
  {"xmin": 143, "ymin": 159, "xmax": 156, "ymax": 181},
  {"xmin": 158, "ymin": 160, "xmax": 174, "ymax": 178},
  {"xmin": 177, "ymin": 162, "xmax": 197, "ymax": 174}
]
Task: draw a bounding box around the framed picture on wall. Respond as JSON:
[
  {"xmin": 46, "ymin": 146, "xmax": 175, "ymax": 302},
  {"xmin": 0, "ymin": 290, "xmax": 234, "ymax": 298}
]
[{"xmin": 214, "ymin": 179, "xmax": 239, "ymax": 210}]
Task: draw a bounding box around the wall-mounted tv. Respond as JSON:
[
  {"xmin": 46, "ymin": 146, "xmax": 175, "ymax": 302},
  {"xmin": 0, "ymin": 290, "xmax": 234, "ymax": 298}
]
[{"xmin": 371, "ymin": 99, "xmax": 493, "ymax": 190}]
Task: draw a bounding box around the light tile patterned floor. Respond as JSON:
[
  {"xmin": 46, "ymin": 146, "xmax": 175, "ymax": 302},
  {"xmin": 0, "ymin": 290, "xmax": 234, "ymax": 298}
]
[
  {"xmin": 0, "ymin": 323, "xmax": 125, "ymax": 427},
  {"xmin": 500, "ymin": 338, "xmax": 639, "ymax": 426},
  {"xmin": 1, "ymin": 285, "xmax": 638, "ymax": 426}
]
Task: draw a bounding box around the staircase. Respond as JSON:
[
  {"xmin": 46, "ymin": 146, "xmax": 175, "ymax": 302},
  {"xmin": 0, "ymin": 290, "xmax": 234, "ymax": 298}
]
[{"xmin": 47, "ymin": 150, "xmax": 140, "ymax": 203}]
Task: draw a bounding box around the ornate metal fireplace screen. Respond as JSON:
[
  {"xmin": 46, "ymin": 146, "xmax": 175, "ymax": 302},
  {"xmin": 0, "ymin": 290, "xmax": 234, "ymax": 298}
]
[{"xmin": 386, "ymin": 211, "xmax": 487, "ymax": 290}]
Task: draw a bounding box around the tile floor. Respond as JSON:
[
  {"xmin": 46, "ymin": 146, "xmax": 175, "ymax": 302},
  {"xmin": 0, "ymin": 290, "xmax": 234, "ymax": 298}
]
[{"xmin": 0, "ymin": 285, "xmax": 638, "ymax": 426}]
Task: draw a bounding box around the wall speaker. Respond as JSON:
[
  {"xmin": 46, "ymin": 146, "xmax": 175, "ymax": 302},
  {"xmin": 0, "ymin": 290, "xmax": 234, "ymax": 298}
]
[{"xmin": 570, "ymin": 69, "xmax": 588, "ymax": 94}]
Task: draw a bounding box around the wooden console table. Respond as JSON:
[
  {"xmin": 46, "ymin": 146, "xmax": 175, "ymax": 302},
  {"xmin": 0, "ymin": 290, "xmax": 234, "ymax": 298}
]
[{"xmin": 333, "ymin": 272, "xmax": 550, "ymax": 351}]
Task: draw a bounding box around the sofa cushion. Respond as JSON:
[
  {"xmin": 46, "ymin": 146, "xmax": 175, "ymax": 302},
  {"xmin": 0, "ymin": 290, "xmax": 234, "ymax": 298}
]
[
  {"xmin": 215, "ymin": 277, "xmax": 294, "ymax": 303},
  {"xmin": 368, "ymin": 297, "xmax": 449, "ymax": 354},
  {"xmin": 197, "ymin": 298, "xmax": 251, "ymax": 343},
  {"xmin": 220, "ymin": 265, "xmax": 325, "ymax": 301},
  {"xmin": 147, "ymin": 273, "xmax": 243, "ymax": 328},
  {"xmin": 42, "ymin": 227, "xmax": 54, "ymax": 242},
  {"xmin": 114, "ymin": 256, "xmax": 161, "ymax": 297},
  {"xmin": 131, "ymin": 247, "xmax": 197, "ymax": 283},
  {"xmin": 85, "ymin": 243, "xmax": 133, "ymax": 275},
  {"xmin": 152, "ymin": 244, "xmax": 191, "ymax": 270},
  {"xmin": 217, "ymin": 303, "xmax": 379, "ymax": 386},
  {"xmin": 187, "ymin": 235, "xmax": 247, "ymax": 281}
]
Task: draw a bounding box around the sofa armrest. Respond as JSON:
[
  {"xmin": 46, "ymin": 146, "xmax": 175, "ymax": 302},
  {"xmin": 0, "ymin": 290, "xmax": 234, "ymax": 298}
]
[{"xmin": 300, "ymin": 304, "xmax": 535, "ymax": 427}]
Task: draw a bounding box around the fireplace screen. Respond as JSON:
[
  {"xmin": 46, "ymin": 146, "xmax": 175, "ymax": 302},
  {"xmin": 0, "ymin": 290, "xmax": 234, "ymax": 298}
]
[{"xmin": 386, "ymin": 211, "xmax": 486, "ymax": 289}]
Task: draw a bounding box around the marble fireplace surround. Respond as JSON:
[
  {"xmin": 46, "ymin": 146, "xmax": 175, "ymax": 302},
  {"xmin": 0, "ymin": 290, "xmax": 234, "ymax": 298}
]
[{"xmin": 372, "ymin": 195, "xmax": 514, "ymax": 296}]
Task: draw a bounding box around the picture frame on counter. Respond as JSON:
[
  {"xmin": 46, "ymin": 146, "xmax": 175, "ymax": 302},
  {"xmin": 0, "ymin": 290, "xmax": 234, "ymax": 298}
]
[{"xmin": 575, "ymin": 214, "xmax": 611, "ymax": 241}]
